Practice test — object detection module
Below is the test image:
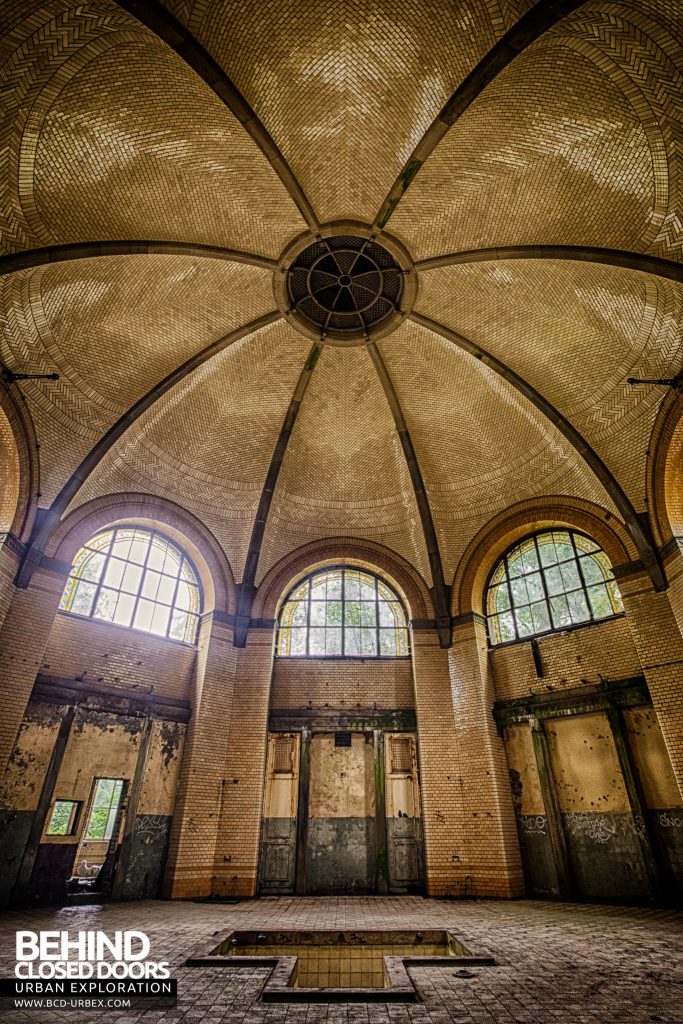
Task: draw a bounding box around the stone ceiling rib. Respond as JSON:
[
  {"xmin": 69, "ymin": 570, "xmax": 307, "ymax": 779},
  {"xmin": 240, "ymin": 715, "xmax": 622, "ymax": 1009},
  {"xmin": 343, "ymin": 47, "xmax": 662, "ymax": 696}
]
[
  {"xmin": 112, "ymin": 0, "xmax": 319, "ymax": 229},
  {"xmin": 367, "ymin": 341, "xmax": 450, "ymax": 646},
  {"xmin": 16, "ymin": 310, "xmax": 283, "ymax": 586},
  {"xmin": 410, "ymin": 311, "xmax": 665, "ymax": 592},
  {"xmin": 373, "ymin": 0, "xmax": 586, "ymax": 229},
  {"xmin": 416, "ymin": 247, "xmax": 683, "ymax": 282},
  {"xmin": 0, "ymin": 242, "xmax": 277, "ymax": 277},
  {"xmin": 235, "ymin": 343, "xmax": 322, "ymax": 644}
]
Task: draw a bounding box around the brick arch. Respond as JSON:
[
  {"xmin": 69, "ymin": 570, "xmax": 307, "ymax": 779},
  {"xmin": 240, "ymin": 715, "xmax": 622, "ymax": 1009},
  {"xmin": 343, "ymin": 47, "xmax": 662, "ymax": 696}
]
[
  {"xmin": 452, "ymin": 496, "xmax": 636, "ymax": 618},
  {"xmin": 0, "ymin": 377, "xmax": 39, "ymax": 543},
  {"xmin": 253, "ymin": 537, "xmax": 433, "ymax": 622},
  {"xmin": 647, "ymin": 390, "xmax": 683, "ymax": 549},
  {"xmin": 47, "ymin": 493, "xmax": 236, "ymax": 614}
]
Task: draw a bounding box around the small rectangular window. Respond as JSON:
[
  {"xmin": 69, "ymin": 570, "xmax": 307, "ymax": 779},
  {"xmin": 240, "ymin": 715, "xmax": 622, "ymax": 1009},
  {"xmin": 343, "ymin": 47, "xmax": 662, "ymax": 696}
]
[
  {"xmin": 334, "ymin": 732, "xmax": 352, "ymax": 748},
  {"xmin": 272, "ymin": 735, "xmax": 294, "ymax": 774},
  {"xmin": 391, "ymin": 737, "xmax": 413, "ymax": 774},
  {"xmin": 85, "ymin": 779, "xmax": 124, "ymax": 840},
  {"xmin": 46, "ymin": 800, "xmax": 80, "ymax": 836}
]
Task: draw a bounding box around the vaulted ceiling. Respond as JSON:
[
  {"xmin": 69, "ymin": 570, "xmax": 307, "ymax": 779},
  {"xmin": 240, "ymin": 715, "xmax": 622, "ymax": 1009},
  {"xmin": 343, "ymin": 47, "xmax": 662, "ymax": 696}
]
[{"xmin": 1, "ymin": 0, "xmax": 682, "ymax": 614}]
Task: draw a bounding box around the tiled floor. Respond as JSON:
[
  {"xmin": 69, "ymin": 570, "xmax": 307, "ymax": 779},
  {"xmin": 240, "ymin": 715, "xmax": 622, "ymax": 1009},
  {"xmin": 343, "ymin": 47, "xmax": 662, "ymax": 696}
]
[{"xmin": 0, "ymin": 897, "xmax": 681, "ymax": 1023}]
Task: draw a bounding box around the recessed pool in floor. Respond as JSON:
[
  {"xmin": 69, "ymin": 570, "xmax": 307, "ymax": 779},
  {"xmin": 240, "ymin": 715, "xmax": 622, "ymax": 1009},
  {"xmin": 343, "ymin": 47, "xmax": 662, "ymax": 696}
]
[
  {"xmin": 195, "ymin": 929, "xmax": 478, "ymax": 995},
  {"xmin": 226, "ymin": 941, "xmax": 447, "ymax": 988}
]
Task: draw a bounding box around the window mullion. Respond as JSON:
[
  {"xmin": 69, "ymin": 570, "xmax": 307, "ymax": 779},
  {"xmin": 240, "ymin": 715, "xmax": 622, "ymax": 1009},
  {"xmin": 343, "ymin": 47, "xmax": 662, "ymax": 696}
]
[
  {"xmin": 504, "ymin": 552, "xmax": 519, "ymax": 641},
  {"xmin": 306, "ymin": 575, "xmax": 312, "ymax": 656},
  {"xmin": 128, "ymin": 529, "xmax": 154, "ymax": 632},
  {"xmin": 570, "ymin": 531, "xmax": 594, "ymax": 622},
  {"xmin": 533, "ymin": 535, "xmax": 553, "ymax": 632},
  {"xmin": 375, "ymin": 572, "xmax": 380, "ymax": 658},
  {"xmin": 166, "ymin": 553, "xmax": 183, "ymax": 639},
  {"xmin": 91, "ymin": 528, "xmax": 116, "ymax": 617}
]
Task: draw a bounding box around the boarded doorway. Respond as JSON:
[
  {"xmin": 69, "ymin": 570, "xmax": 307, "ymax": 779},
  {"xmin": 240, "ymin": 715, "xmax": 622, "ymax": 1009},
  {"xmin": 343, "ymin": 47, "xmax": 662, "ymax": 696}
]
[{"xmin": 259, "ymin": 729, "xmax": 424, "ymax": 895}]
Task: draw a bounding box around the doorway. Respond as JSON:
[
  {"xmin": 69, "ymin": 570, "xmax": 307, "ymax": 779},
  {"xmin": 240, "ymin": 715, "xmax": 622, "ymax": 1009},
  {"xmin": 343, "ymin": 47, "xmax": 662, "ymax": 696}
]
[{"xmin": 259, "ymin": 729, "xmax": 424, "ymax": 895}]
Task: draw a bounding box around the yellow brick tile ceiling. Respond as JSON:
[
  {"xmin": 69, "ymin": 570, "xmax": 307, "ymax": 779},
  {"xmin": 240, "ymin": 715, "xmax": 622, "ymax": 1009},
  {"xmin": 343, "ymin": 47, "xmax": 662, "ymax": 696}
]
[{"xmin": 1, "ymin": 0, "xmax": 682, "ymax": 586}]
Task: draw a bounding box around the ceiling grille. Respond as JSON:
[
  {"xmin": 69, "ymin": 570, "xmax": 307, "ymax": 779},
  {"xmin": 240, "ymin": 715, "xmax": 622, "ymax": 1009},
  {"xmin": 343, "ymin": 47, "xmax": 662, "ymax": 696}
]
[{"xmin": 287, "ymin": 235, "xmax": 404, "ymax": 337}]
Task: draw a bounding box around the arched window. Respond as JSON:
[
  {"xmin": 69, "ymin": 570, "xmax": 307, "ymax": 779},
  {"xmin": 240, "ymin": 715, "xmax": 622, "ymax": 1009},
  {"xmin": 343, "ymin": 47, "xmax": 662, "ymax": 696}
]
[
  {"xmin": 486, "ymin": 530, "xmax": 623, "ymax": 646},
  {"xmin": 59, "ymin": 526, "xmax": 201, "ymax": 644},
  {"xmin": 277, "ymin": 566, "xmax": 409, "ymax": 657}
]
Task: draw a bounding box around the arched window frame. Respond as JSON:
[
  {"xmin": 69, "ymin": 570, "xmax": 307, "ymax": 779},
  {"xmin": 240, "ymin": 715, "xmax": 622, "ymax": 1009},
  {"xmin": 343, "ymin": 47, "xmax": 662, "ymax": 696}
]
[
  {"xmin": 485, "ymin": 529, "xmax": 624, "ymax": 647},
  {"xmin": 59, "ymin": 526, "xmax": 202, "ymax": 645},
  {"xmin": 276, "ymin": 565, "xmax": 410, "ymax": 658}
]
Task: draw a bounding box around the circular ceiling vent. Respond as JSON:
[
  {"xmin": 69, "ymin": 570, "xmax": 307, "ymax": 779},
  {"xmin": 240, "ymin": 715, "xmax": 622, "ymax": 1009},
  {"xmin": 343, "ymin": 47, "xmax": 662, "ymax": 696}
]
[{"xmin": 275, "ymin": 224, "xmax": 417, "ymax": 346}]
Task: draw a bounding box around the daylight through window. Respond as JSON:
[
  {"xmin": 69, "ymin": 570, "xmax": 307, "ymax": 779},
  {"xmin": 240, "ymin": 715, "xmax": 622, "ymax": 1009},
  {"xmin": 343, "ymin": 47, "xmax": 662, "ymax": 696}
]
[
  {"xmin": 59, "ymin": 527, "xmax": 201, "ymax": 644},
  {"xmin": 277, "ymin": 567, "xmax": 409, "ymax": 657},
  {"xmin": 486, "ymin": 530, "xmax": 624, "ymax": 646}
]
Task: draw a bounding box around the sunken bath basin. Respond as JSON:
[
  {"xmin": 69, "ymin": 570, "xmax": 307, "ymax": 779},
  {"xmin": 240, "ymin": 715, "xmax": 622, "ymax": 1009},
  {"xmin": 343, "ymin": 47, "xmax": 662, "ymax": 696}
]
[{"xmin": 186, "ymin": 928, "xmax": 495, "ymax": 1001}]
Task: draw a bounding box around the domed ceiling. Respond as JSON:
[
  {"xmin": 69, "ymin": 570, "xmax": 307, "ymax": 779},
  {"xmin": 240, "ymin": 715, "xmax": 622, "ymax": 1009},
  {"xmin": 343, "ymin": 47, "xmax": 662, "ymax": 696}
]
[{"xmin": 1, "ymin": 0, "xmax": 682, "ymax": 619}]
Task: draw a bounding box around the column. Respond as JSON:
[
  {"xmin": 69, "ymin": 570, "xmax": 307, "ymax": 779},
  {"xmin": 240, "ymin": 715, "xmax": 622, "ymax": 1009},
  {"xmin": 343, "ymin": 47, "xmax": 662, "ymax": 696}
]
[
  {"xmin": 163, "ymin": 613, "xmax": 238, "ymax": 898},
  {"xmin": 447, "ymin": 616, "xmax": 525, "ymax": 897},
  {"xmin": 619, "ymin": 567, "xmax": 683, "ymax": 797},
  {"xmin": 411, "ymin": 629, "xmax": 472, "ymax": 896},
  {"xmin": 0, "ymin": 563, "xmax": 68, "ymax": 772},
  {"xmin": 211, "ymin": 626, "xmax": 275, "ymax": 897}
]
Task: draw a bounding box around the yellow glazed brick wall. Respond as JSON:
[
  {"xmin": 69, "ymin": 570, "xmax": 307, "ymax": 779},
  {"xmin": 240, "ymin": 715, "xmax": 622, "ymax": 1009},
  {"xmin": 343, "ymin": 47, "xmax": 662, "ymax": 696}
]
[
  {"xmin": 0, "ymin": 565, "xmax": 66, "ymax": 771},
  {"xmin": 42, "ymin": 612, "xmax": 197, "ymax": 701},
  {"xmin": 270, "ymin": 656, "xmax": 414, "ymax": 710},
  {"xmin": 0, "ymin": 543, "xmax": 19, "ymax": 632},
  {"xmin": 490, "ymin": 615, "xmax": 641, "ymax": 701},
  {"xmin": 211, "ymin": 628, "xmax": 275, "ymax": 897},
  {"xmin": 448, "ymin": 618, "xmax": 524, "ymax": 898},
  {"xmin": 164, "ymin": 615, "xmax": 238, "ymax": 898}
]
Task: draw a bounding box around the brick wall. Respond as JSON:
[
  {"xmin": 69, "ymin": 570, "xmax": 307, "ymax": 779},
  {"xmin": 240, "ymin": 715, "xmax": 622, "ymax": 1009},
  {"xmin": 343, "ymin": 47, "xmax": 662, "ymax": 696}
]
[
  {"xmin": 490, "ymin": 615, "xmax": 641, "ymax": 701},
  {"xmin": 270, "ymin": 656, "xmax": 414, "ymax": 709},
  {"xmin": 43, "ymin": 612, "xmax": 197, "ymax": 701}
]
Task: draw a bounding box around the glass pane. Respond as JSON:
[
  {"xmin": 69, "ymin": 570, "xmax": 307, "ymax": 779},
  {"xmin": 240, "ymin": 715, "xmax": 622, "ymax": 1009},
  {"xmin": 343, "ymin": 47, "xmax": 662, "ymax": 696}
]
[
  {"xmin": 326, "ymin": 573, "xmax": 342, "ymax": 600},
  {"xmin": 544, "ymin": 565, "xmax": 565, "ymax": 596},
  {"xmin": 549, "ymin": 594, "xmax": 572, "ymax": 628},
  {"xmin": 587, "ymin": 584, "xmax": 613, "ymax": 619},
  {"xmin": 74, "ymin": 549, "xmax": 106, "ymax": 583},
  {"xmin": 128, "ymin": 535, "xmax": 150, "ymax": 565},
  {"xmin": 310, "ymin": 601, "xmax": 326, "ymax": 626},
  {"xmin": 486, "ymin": 583, "xmax": 510, "ymax": 616},
  {"xmin": 141, "ymin": 570, "xmax": 162, "ymax": 601},
  {"xmin": 161, "ymin": 546, "xmax": 181, "ymax": 575},
  {"xmin": 94, "ymin": 587, "xmax": 118, "ymax": 622},
  {"xmin": 396, "ymin": 628, "xmax": 409, "ymax": 656},
  {"xmin": 530, "ymin": 601, "xmax": 551, "ymax": 634},
  {"xmin": 345, "ymin": 626, "xmax": 361, "ymax": 655},
  {"xmin": 158, "ymin": 574, "xmax": 178, "ymax": 606},
  {"xmin": 290, "ymin": 600, "xmax": 307, "ymax": 626},
  {"xmin": 310, "ymin": 575, "xmax": 327, "ymax": 600},
  {"xmin": 344, "ymin": 600, "xmax": 361, "ymax": 626},
  {"xmin": 379, "ymin": 600, "xmax": 397, "ymax": 626},
  {"xmin": 146, "ymin": 539, "xmax": 166, "ymax": 571},
  {"xmin": 110, "ymin": 532, "xmax": 133, "ymax": 561},
  {"xmin": 552, "ymin": 533, "xmax": 574, "ymax": 563},
  {"xmin": 65, "ymin": 579, "xmax": 97, "ymax": 615},
  {"xmin": 185, "ymin": 614, "xmax": 199, "ymax": 644},
  {"xmin": 579, "ymin": 554, "xmax": 607, "ymax": 584},
  {"xmin": 525, "ymin": 572, "xmax": 545, "ymax": 602},
  {"xmin": 133, "ymin": 598, "xmax": 155, "ymax": 632},
  {"xmin": 103, "ymin": 557, "xmax": 126, "ymax": 589},
  {"xmin": 360, "ymin": 629, "xmax": 378, "ymax": 656},
  {"xmin": 567, "ymin": 588, "xmax": 590, "ymax": 623},
  {"xmin": 84, "ymin": 531, "xmax": 114, "ymax": 555},
  {"xmin": 290, "ymin": 627, "xmax": 307, "ymax": 655},
  {"xmin": 169, "ymin": 609, "xmax": 190, "ymax": 641},
  {"xmin": 520, "ymin": 543, "xmax": 540, "ymax": 574},
  {"xmin": 559, "ymin": 561, "xmax": 581, "ymax": 590},
  {"xmin": 326, "ymin": 600, "xmax": 342, "ymax": 626},
  {"xmin": 309, "ymin": 628, "xmax": 326, "ymax": 656},
  {"xmin": 326, "ymin": 628, "xmax": 342, "ymax": 655},
  {"xmin": 112, "ymin": 591, "xmax": 135, "ymax": 628},
  {"xmin": 358, "ymin": 575, "xmax": 376, "ymax": 601},
  {"xmin": 538, "ymin": 536, "xmax": 560, "ymax": 567},
  {"xmin": 490, "ymin": 611, "xmax": 515, "ymax": 644},
  {"xmin": 607, "ymin": 579, "xmax": 624, "ymax": 612},
  {"xmin": 47, "ymin": 801, "xmax": 74, "ymax": 835},
  {"xmin": 505, "ymin": 545, "xmax": 525, "ymax": 578},
  {"xmin": 509, "ymin": 576, "xmax": 529, "ymax": 605},
  {"xmin": 150, "ymin": 603, "xmax": 171, "ymax": 636},
  {"xmin": 379, "ymin": 629, "xmax": 398, "ymax": 656},
  {"xmin": 488, "ymin": 560, "xmax": 507, "ymax": 586},
  {"xmin": 515, "ymin": 605, "xmax": 535, "ymax": 638},
  {"xmin": 344, "ymin": 573, "xmax": 361, "ymax": 600},
  {"xmin": 120, "ymin": 562, "xmax": 143, "ymax": 594},
  {"xmin": 360, "ymin": 602, "xmax": 376, "ymax": 627}
]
